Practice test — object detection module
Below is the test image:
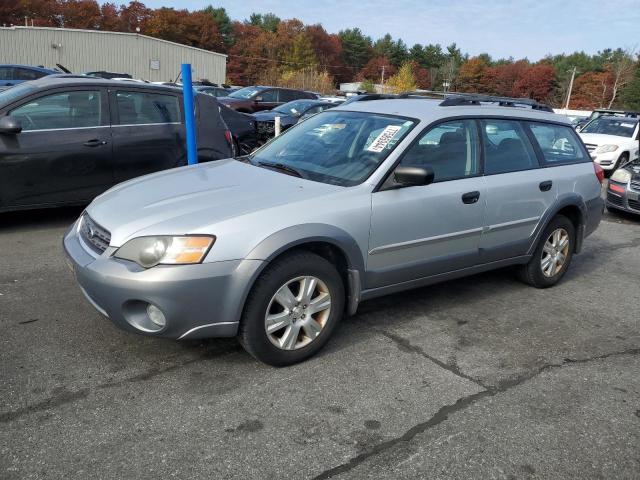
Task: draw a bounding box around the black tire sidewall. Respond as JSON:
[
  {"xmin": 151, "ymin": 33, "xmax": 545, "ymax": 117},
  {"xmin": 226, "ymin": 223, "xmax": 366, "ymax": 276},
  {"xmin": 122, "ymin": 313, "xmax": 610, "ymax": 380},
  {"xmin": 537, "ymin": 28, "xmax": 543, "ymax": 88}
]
[{"xmin": 239, "ymin": 252, "xmax": 345, "ymax": 366}]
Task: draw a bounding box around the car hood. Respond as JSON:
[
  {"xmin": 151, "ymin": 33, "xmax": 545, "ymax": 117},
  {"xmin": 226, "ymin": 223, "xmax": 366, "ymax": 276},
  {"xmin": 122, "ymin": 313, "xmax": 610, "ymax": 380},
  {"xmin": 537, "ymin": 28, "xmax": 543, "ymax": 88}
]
[
  {"xmin": 87, "ymin": 159, "xmax": 341, "ymax": 247},
  {"xmin": 579, "ymin": 132, "xmax": 634, "ymax": 146}
]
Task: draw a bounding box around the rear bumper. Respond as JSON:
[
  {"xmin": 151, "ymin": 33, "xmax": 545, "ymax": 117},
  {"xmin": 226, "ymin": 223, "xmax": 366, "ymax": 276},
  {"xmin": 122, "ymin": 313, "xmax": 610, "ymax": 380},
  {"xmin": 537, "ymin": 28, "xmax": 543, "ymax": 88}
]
[
  {"xmin": 585, "ymin": 195, "xmax": 605, "ymax": 237},
  {"xmin": 63, "ymin": 222, "xmax": 264, "ymax": 339}
]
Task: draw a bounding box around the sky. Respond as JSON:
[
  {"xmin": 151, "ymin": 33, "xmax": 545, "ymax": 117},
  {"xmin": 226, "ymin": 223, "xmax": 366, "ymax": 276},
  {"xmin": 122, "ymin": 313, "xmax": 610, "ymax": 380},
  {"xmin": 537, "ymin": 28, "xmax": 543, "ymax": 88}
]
[{"xmin": 109, "ymin": 0, "xmax": 640, "ymax": 60}]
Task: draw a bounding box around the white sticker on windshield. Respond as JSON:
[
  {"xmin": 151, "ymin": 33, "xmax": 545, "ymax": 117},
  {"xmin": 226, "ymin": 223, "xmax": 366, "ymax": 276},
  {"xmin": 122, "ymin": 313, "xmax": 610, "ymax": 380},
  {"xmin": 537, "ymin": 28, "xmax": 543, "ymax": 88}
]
[
  {"xmin": 367, "ymin": 125, "xmax": 402, "ymax": 152},
  {"xmin": 621, "ymin": 123, "xmax": 635, "ymax": 128}
]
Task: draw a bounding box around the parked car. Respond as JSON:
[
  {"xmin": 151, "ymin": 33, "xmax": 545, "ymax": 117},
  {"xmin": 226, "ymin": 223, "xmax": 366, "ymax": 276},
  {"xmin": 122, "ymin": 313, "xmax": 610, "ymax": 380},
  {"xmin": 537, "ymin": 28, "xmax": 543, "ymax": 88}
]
[
  {"xmin": 63, "ymin": 94, "xmax": 603, "ymax": 366},
  {"xmin": 195, "ymin": 85, "xmax": 230, "ymax": 98},
  {"xmin": 218, "ymin": 102, "xmax": 259, "ymax": 155},
  {"xmin": 86, "ymin": 71, "xmax": 132, "ymax": 79},
  {"xmin": 0, "ymin": 64, "xmax": 57, "ymax": 86},
  {"xmin": 218, "ymin": 86, "xmax": 317, "ymax": 113},
  {"xmin": 605, "ymin": 158, "xmax": 640, "ymax": 216},
  {"xmin": 577, "ymin": 108, "xmax": 639, "ymax": 128},
  {"xmin": 578, "ymin": 114, "xmax": 640, "ymax": 171},
  {"xmin": 254, "ymin": 99, "xmax": 337, "ymax": 139},
  {"xmin": 319, "ymin": 96, "xmax": 346, "ymax": 104},
  {"xmin": 0, "ymin": 76, "xmax": 233, "ymax": 212}
]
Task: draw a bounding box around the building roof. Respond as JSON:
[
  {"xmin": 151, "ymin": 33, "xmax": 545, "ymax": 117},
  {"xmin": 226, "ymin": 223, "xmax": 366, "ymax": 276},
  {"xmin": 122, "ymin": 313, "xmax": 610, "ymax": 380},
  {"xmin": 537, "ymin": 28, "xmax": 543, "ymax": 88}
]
[{"xmin": 0, "ymin": 26, "xmax": 227, "ymax": 58}]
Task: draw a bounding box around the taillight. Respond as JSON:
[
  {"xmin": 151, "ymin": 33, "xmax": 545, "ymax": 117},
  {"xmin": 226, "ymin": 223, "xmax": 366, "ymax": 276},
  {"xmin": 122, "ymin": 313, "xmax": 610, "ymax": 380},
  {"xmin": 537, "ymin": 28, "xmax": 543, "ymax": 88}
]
[
  {"xmin": 609, "ymin": 183, "xmax": 625, "ymax": 193},
  {"xmin": 224, "ymin": 130, "xmax": 233, "ymax": 145},
  {"xmin": 593, "ymin": 162, "xmax": 605, "ymax": 184}
]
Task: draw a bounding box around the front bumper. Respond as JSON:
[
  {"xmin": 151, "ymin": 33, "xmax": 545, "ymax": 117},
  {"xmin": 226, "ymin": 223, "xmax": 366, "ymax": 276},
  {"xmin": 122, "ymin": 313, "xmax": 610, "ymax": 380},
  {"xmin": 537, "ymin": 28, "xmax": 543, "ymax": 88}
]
[
  {"xmin": 63, "ymin": 222, "xmax": 264, "ymax": 339},
  {"xmin": 605, "ymin": 181, "xmax": 640, "ymax": 215}
]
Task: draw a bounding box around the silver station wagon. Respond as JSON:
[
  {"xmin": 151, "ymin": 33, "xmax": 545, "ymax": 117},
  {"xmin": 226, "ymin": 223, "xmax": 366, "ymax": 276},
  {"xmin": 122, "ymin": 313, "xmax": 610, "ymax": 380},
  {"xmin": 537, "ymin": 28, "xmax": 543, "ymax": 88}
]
[{"xmin": 64, "ymin": 94, "xmax": 604, "ymax": 365}]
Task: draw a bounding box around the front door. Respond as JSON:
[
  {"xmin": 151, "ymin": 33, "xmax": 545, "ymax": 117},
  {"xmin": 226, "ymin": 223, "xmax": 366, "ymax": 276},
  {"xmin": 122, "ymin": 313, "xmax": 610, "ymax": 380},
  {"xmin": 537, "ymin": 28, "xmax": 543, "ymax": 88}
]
[
  {"xmin": 0, "ymin": 88, "xmax": 112, "ymax": 208},
  {"xmin": 367, "ymin": 119, "xmax": 486, "ymax": 289}
]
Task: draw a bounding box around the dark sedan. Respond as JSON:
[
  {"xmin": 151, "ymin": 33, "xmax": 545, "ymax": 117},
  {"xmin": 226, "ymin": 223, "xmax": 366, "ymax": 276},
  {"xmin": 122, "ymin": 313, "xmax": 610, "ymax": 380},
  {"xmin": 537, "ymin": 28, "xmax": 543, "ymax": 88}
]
[
  {"xmin": 253, "ymin": 99, "xmax": 336, "ymax": 139},
  {"xmin": 606, "ymin": 160, "xmax": 640, "ymax": 216},
  {"xmin": 0, "ymin": 76, "xmax": 233, "ymax": 213},
  {"xmin": 218, "ymin": 86, "xmax": 317, "ymax": 113}
]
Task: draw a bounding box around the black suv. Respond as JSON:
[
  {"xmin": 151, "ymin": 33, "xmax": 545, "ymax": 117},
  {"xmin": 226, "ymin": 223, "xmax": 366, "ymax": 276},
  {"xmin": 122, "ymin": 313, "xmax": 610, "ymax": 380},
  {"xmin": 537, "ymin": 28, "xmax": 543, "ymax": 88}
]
[
  {"xmin": 0, "ymin": 76, "xmax": 233, "ymax": 212},
  {"xmin": 218, "ymin": 86, "xmax": 317, "ymax": 113}
]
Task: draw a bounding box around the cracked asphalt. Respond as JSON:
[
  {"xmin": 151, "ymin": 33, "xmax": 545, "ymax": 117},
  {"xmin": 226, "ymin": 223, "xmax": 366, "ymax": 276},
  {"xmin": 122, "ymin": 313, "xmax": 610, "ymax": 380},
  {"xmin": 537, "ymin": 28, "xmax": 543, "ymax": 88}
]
[{"xmin": 1, "ymin": 205, "xmax": 639, "ymax": 479}]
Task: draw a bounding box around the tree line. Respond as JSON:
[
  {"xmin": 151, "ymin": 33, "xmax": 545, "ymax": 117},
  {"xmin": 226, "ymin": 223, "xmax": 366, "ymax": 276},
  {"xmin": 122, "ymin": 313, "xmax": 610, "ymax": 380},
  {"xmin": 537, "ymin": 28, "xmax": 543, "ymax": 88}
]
[{"xmin": 2, "ymin": 0, "xmax": 639, "ymax": 109}]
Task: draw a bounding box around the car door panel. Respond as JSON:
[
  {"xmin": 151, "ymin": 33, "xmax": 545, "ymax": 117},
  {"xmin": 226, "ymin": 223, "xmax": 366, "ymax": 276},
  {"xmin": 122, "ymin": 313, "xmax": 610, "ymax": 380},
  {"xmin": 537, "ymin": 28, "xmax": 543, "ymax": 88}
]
[
  {"xmin": 367, "ymin": 178, "xmax": 486, "ymax": 288},
  {"xmin": 110, "ymin": 89, "xmax": 186, "ymax": 183},
  {"xmin": 0, "ymin": 87, "xmax": 113, "ymax": 208}
]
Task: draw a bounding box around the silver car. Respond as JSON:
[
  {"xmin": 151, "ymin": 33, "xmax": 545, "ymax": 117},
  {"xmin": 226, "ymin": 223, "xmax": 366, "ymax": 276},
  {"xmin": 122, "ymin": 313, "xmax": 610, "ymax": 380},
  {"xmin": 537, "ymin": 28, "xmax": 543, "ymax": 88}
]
[{"xmin": 64, "ymin": 96, "xmax": 604, "ymax": 365}]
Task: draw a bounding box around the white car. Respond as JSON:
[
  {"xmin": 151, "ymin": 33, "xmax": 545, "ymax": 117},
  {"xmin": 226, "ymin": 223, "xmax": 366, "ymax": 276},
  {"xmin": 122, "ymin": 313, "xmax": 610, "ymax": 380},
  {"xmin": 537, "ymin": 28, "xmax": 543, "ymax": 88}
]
[{"xmin": 579, "ymin": 115, "xmax": 639, "ymax": 170}]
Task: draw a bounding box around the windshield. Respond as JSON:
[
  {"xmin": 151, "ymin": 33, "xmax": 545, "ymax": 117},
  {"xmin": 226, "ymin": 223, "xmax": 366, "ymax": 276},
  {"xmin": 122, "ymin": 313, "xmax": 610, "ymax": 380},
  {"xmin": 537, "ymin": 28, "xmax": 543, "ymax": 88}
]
[
  {"xmin": 273, "ymin": 101, "xmax": 312, "ymax": 117},
  {"xmin": 0, "ymin": 82, "xmax": 37, "ymax": 106},
  {"xmin": 581, "ymin": 117, "xmax": 638, "ymax": 137},
  {"xmin": 248, "ymin": 110, "xmax": 415, "ymax": 186},
  {"xmin": 228, "ymin": 86, "xmax": 260, "ymax": 99}
]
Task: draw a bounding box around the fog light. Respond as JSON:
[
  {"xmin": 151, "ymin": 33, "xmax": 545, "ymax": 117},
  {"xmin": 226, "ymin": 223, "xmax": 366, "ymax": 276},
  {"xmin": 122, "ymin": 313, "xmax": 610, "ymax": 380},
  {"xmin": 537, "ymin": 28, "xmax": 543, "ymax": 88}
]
[{"xmin": 147, "ymin": 304, "xmax": 166, "ymax": 328}]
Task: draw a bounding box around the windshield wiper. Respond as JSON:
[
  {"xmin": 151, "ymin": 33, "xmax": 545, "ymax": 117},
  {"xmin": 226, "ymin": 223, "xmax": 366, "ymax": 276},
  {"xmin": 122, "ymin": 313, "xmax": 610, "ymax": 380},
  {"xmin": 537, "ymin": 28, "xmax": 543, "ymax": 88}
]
[{"xmin": 257, "ymin": 161, "xmax": 305, "ymax": 178}]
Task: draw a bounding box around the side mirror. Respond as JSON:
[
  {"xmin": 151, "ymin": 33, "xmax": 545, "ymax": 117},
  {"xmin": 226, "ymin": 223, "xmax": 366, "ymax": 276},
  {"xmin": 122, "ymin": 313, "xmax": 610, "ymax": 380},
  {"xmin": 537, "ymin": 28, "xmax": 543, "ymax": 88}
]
[
  {"xmin": 0, "ymin": 116, "xmax": 22, "ymax": 134},
  {"xmin": 393, "ymin": 166, "xmax": 434, "ymax": 187}
]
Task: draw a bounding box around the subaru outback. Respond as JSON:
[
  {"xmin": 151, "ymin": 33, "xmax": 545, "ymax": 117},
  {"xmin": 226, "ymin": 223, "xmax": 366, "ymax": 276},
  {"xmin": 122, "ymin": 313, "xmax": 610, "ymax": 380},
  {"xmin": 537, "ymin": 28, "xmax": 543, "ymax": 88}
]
[{"xmin": 64, "ymin": 94, "xmax": 604, "ymax": 365}]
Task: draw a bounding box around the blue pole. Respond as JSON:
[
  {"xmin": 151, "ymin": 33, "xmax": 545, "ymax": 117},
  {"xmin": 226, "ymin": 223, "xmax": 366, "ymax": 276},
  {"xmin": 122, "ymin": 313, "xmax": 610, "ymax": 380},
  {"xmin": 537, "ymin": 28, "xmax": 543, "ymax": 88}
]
[{"xmin": 181, "ymin": 63, "xmax": 198, "ymax": 165}]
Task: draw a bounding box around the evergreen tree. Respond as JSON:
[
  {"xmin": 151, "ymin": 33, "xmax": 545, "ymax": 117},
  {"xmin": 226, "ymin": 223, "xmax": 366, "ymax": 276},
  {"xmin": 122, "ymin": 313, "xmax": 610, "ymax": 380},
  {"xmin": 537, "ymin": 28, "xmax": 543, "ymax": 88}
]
[{"xmin": 622, "ymin": 64, "xmax": 640, "ymax": 110}]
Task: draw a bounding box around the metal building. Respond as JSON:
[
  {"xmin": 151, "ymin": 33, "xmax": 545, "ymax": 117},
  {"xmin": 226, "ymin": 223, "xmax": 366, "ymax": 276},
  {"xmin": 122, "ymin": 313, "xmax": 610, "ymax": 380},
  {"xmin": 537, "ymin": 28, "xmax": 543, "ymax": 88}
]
[{"xmin": 0, "ymin": 26, "xmax": 226, "ymax": 83}]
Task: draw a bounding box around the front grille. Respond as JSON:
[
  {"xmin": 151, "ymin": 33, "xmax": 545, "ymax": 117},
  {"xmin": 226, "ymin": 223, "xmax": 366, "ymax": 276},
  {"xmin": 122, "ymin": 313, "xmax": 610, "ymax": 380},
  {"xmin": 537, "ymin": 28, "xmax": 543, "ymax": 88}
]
[
  {"xmin": 630, "ymin": 176, "xmax": 640, "ymax": 192},
  {"xmin": 584, "ymin": 143, "xmax": 597, "ymax": 153},
  {"xmin": 256, "ymin": 120, "xmax": 275, "ymax": 138},
  {"xmin": 606, "ymin": 192, "xmax": 624, "ymax": 207},
  {"xmin": 628, "ymin": 198, "xmax": 640, "ymax": 211},
  {"xmin": 80, "ymin": 214, "xmax": 111, "ymax": 254}
]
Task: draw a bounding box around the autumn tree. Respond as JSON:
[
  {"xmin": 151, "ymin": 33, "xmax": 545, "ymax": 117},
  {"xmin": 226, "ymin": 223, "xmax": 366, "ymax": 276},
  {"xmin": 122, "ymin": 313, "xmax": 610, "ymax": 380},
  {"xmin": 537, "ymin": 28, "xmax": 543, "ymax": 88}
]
[
  {"xmin": 457, "ymin": 57, "xmax": 488, "ymax": 92},
  {"xmin": 386, "ymin": 61, "xmax": 417, "ymax": 93},
  {"xmin": 283, "ymin": 33, "xmax": 317, "ymax": 71},
  {"xmin": 203, "ymin": 6, "xmax": 233, "ymax": 47},
  {"xmin": 356, "ymin": 56, "xmax": 395, "ymax": 84},
  {"xmin": 571, "ymin": 71, "xmax": 614, "ymax": 109},
  {"xmin": 512, "ymin": 64, "xmax": 556, "ymax": 101},
  {"xmin": 118, "ymin": 0, "xmax": 151, "ymax": 32}
]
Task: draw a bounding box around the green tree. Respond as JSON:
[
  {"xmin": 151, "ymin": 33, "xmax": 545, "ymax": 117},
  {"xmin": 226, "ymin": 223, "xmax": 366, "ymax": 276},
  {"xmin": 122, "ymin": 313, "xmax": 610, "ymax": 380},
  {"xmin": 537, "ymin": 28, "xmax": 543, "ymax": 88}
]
[
  {"xmin": 248, "ymin": 12, "xmax": 280, "ymax": 32},
  {"xmin": 338, "ymin": 28, "xmax": 373, "ymax": 71},
  {"xmin": 203, "ymin": 6, "xmax": 233, "ymax": 46},
  {"xmin": 360, "ymin": 78, "xmax": 376, "ymax": 93},
  {"xmin": 283, "ymin": 33, "xmax": 317, "ymax": 71},
  {"xmin": 622, "ymin": 63, "xmax": 640, "ymax": 110}
]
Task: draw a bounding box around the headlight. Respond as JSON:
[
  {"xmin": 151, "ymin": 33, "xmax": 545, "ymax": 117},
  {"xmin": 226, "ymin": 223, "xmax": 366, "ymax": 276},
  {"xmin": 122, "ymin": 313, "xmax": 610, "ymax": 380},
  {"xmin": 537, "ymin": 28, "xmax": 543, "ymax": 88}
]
[
  {"xmin": 595, "ymin": 144, "xmax": 619, "ymax": 154},
  {"xmin": 610, "ymin": 169, "xmax": 632, "ymax": 184},
  {"xmin": 114, "ymin": 236, "xmax": 215, "ymax": 268}
]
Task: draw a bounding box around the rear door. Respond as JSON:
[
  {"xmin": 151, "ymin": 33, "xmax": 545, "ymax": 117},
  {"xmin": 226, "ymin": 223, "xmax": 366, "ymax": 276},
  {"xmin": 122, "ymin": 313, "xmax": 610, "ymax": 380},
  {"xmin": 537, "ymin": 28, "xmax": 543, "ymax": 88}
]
[
  {"xmin": 110, "ymin": 88, "xmax": 186, "ymax": 183},
  {"xmin": 0, "ymin": 87, "xmax": 112, "ymax": 208},
  {"xmin": 478, "ymin": 118, "xmax": 558, "ymax": 263}
]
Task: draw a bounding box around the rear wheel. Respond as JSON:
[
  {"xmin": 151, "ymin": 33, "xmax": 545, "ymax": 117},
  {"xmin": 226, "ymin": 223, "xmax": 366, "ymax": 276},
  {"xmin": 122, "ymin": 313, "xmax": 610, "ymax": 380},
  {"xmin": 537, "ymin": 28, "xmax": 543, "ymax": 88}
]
[
  {"xmin": 238, "ymin": 251, "xmax": 345, "ymax": 366},
  {"xmin": 517, "ymin": 215, "xmax": 575, "ymax": 288}
]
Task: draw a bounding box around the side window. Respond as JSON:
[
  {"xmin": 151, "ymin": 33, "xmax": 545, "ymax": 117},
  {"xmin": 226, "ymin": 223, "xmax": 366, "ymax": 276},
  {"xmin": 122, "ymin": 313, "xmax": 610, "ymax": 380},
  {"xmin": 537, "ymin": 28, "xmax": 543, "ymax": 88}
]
[
  {"xmin": 0, "ymin": 67, "xmax": 14, "ymax": 80},
  {"xmin": 15, "ymin": 68, "xmax": 47, "ymax": 80},
  {"xmin": 481, "ymin": 119, "xmax": 538, "ymax": 175},
  {"xmin": 279, "ymin": 90, "xmax": 300, "ymax": 102},
  {"xmin": 116, "ymin": 91, "xmax": 180, "ymax": 125},
  {"xmin": 258, "ymin": 89, "xmax": 278, "ymax": 102},
  {"xmin": 399, "ymin": 120, "xmax": 480, "ymax": 182},
  {"xmin": 526, "ymin": 122, "xmax": 588, "ymax": 165},
  {"xmin": 10, "ymin": 90, "xmax": 102, "ymax": 131}
]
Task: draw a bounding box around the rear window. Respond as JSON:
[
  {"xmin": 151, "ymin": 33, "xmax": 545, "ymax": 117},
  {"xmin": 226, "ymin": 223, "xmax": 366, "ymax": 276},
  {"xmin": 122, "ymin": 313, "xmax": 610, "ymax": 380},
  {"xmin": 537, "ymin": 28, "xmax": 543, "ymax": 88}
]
[
  {"xmin": 526, "ymin": 122, "xmax": 589, "ymax": 165},
  {"xmin": 115, "ymin": 91, "xmax": 180, "ymax": 125}
]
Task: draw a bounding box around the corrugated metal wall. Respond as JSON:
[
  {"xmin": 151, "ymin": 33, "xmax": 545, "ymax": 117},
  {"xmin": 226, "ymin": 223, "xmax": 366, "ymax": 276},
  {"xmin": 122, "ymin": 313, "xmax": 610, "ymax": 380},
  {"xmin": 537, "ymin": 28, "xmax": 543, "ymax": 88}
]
[{"xmin": 0, "ymin": 27, "xmax": 226, "ymax": 83}]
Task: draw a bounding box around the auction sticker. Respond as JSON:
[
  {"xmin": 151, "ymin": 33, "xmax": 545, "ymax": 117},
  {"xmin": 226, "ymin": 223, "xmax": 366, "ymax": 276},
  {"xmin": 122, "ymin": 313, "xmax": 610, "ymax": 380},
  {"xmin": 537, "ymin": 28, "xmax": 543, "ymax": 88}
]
[{"xmin": 367, "ymin": 125, "xmax": 402, "ymax": 152}]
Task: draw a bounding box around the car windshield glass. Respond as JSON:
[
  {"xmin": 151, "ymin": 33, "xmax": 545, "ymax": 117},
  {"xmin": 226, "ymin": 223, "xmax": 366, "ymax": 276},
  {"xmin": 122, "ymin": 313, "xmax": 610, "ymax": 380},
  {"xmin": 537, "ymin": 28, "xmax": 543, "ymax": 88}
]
[
  {"xmin": 248, "ymin": 110, "xmax": 415, "ymax": 186},
  {"xmin": 581, "ymin": 117, "xmax": 638, "ymax": 137},
  {"xmin": 0, "ymin": 82, "xmax": 37, "ymax": 106},
  {"xmin": 228, "ymin": 87, "xmax": 260, "ymax": 99},
  {"xmin": 273, "ymin": 101, "xmax": 310, "ymax": 116}
]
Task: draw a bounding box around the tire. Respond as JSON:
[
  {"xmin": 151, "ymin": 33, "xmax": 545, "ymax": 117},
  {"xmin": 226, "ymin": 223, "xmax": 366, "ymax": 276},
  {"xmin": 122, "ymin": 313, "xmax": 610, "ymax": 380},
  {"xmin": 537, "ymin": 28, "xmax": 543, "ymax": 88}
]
[
  {"xmin": 238, "ymin": 251, "xmax": 345, "ymax": 366},
  {"xmin": 516, "ymin": 215, "xmax": 575, "ymax": 288},
  {"xmin": 615, "ymin": 152, "xmax": 629, "ymax": 171}
]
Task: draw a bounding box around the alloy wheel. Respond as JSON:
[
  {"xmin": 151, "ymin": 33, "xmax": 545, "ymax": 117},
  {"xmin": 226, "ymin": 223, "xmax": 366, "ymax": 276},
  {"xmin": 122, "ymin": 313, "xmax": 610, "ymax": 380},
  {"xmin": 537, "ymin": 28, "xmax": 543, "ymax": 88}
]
[
  {"xmin": 265, "ymin": 276, "xmax": 332, "ymax": 350},
  {"xmin": 541, "ymin": 228, "xmax": 570, "ymax": 277}
]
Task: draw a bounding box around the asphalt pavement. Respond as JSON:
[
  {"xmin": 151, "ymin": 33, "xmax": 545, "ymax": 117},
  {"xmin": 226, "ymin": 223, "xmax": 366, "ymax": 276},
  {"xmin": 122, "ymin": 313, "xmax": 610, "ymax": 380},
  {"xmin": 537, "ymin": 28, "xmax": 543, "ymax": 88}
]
[{"xmin": 0, "ymin": 205, "xmax": 639, "ymax": 479}]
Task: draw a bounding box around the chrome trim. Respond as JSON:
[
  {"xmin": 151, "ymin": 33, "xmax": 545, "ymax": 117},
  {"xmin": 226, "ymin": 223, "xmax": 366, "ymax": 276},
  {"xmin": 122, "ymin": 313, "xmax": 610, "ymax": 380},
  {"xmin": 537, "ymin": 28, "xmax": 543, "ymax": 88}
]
[
  {"xmin": 21, "ymin": 125, "xmax": 110, "ymax": 133},
  {"xmin": 178, "ymin": 322, "xmax": 238, "ymax": 339},
  {"xmin": 368, "ymin": 227, "xmax": 483, "ymax": 255},
  {"xmin": 112, "ymin": 122, "xmax": 181, "ymax": 127},
  {"xmin": 484, "ymin": 216, "xmax": 540, "ymax": 233}
]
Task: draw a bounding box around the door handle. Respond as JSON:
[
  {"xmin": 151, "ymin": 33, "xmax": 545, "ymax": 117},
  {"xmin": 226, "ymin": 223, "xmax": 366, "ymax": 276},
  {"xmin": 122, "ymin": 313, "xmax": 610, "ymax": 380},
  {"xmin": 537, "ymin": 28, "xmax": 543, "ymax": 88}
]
[
  {"xmin": 539, "ymin": 180, "xmax": 553, "ymax": 192},
  {"xmin": 83, "ymin": 139, "xmax": 107, "ymax": 147},
  {"xmin": 461, "ymin": 191, "xmax": 480, "ymax": 204}
]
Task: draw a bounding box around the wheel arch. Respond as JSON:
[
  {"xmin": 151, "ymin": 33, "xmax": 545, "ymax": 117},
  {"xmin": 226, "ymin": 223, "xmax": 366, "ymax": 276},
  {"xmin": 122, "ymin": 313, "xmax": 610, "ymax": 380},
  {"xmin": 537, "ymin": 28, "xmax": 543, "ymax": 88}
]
[{"xmin": 528, "ymin": 194, "xmax": 588, "ymax": 256}]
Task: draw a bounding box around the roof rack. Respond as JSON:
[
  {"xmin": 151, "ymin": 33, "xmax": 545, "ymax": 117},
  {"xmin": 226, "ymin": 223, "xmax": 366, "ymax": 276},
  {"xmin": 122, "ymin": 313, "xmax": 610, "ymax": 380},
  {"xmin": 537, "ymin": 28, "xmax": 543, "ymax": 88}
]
[{"xmin": 439, "ymin": 94, "xmax": 554, "ymax": 112}]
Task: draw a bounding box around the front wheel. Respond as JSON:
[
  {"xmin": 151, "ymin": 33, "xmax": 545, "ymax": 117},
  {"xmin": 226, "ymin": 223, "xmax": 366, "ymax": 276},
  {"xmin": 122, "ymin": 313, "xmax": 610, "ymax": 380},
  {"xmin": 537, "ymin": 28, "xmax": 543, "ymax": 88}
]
[
  {"xmin": 517, "ymin": 215, "xmax": 575, "ymax": 288},
  {"xmin": 238, "ymin": 251, "xmax": 345, "ymax": 366}
]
